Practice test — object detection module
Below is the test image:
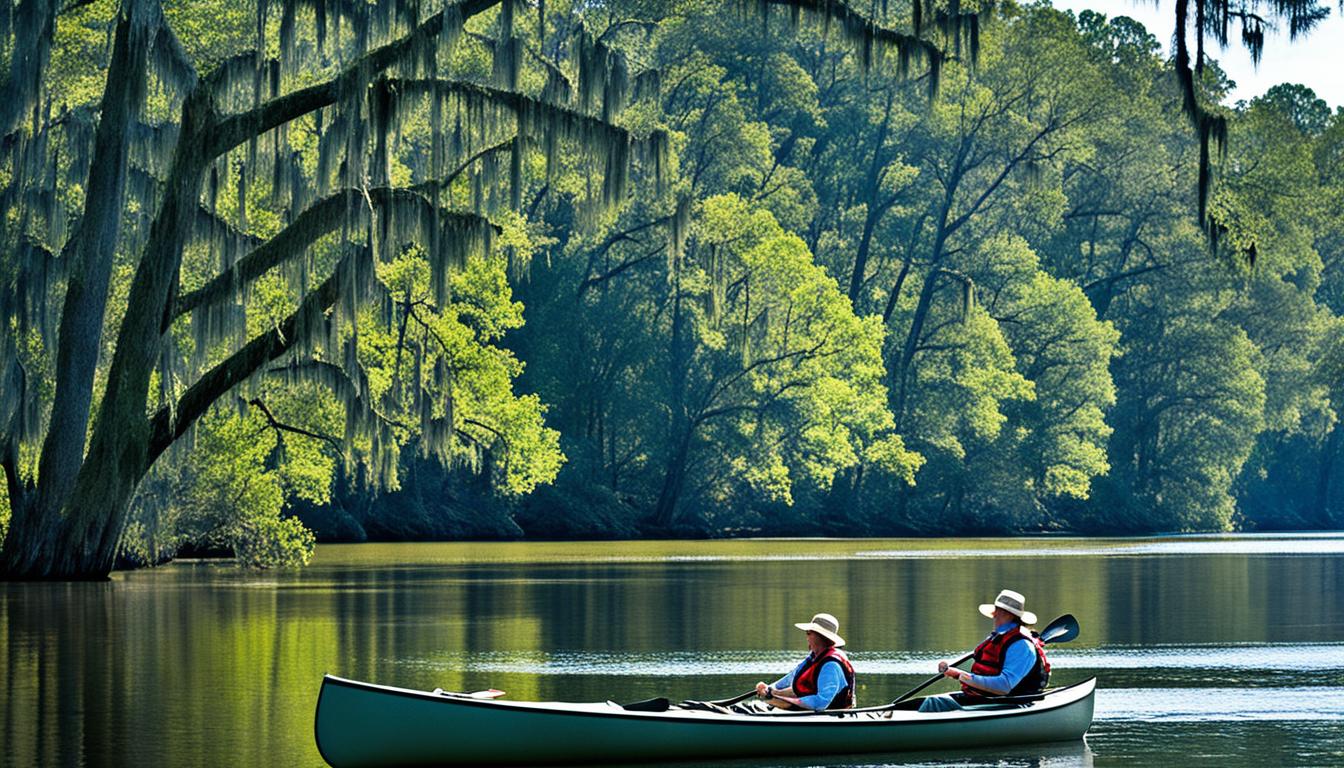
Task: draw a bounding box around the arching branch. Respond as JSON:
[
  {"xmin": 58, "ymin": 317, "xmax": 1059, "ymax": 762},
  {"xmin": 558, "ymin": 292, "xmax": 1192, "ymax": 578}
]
[
  {"xmin": 175, "ymin": 187, "xmax": 498, "ymax": 319},
  {"xmin": 754, "ymin": 0, "xmax": 952, "ymax": 96},
  {"xmin": 206, "ymin": 0, "xmax": 505, "ymax": 159},
  {"xmin": 375, "ymin": 77, "xmax": 664, "ymax": 162},
  {"xmin": 147, "ymin": 253, "xmax": 349, "ymax": 465},
  {"xmin": 410, "ymin": 136, "xmax": 518, "ymax": 194}
]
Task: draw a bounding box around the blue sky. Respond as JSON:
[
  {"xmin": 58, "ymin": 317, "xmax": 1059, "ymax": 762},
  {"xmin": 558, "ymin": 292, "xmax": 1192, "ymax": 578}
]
[{"xmin": 1049, "ymin": 0, "xmax": 1344, "ymax": 107}]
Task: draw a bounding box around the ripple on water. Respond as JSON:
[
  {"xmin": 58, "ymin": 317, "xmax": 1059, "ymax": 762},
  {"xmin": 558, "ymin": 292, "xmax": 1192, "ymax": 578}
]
[
  {"xmin": 1097, "ymin": 686, "xmax": 1344, "ymax": 722},
  {"xmin": 855, "ymin": 537, "xmax": 1344, "ymax": 558},
  {"xmin": 398, "ymin": 643, "xmax": 1344, "ymax": 676}
]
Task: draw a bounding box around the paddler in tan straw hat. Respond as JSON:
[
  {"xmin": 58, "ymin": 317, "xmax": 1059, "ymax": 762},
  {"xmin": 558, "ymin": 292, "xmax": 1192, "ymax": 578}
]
[
  {"xmin": 753, "ymin": 612, "xmax": 857, "ymax": 711},
  {"xmin": 917, "ymin": 589, "xmax": 1051, "ymax": 713}
]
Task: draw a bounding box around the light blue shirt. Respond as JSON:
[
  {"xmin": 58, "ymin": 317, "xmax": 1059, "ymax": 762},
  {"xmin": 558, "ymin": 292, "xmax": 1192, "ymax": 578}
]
[
  {"xmin": 772, "ymin": 653, "xmax": 848, "ymax": 710},
  {"xmin": 965, "ymin": 622, "xmax": 1037, "ymax": 695}
]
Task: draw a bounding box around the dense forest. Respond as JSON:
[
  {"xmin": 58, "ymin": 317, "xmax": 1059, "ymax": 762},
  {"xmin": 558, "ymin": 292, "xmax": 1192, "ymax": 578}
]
[{"xmin": 1, "ymin": 0, "xmax": 1342, "ymax": 575}]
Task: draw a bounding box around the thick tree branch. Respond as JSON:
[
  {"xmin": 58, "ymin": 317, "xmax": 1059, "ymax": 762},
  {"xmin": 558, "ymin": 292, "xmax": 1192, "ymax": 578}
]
[
  {"xmin": 147, "ymin": 254, "xmax": 348, "ymax": 465},
  {"xmin": 377, "ymin": 77, "xmax": 647, "ymax": 154},
  {"xmin": 206, "ymin": 0, "xmax": 504, "ymax": 159},
  {"xmin": 757, "ymin": 0, "xmax": 945, "ymax": 90},
  {"xmin": 176, "ymin": 187, "xmax": 496, "ymax": 319}
]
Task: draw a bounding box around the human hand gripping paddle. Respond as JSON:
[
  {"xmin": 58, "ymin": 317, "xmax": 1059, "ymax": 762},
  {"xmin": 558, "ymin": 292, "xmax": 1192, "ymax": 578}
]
[
  {"xmin": 691, "ymin": 687, "xmax": 804, "ymax": 709},
  {"xmin": 889, "ymin": 613, "xmax": 1079, "ymax": 706}
]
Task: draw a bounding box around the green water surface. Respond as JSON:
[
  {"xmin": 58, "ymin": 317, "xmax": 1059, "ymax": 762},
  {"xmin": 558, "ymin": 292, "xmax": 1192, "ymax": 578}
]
[{"xmin": 3, "ymin": 534, "xmax": 1343, "ymax": 767}]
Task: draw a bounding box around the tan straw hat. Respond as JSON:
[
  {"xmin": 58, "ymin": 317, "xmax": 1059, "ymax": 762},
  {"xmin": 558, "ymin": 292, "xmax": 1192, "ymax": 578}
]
[
  {"xmin": 794, "ymin": 612, "xmax": 846, "ymax": 647},
  {"xmin": 978, "ymin": 589, "xmax": 1038, "ymax": 625}
]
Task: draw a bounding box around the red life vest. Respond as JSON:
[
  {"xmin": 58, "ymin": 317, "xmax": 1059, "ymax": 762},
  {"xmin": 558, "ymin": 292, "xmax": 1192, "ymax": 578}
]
[
  {"xmin": 961, "ymin": 624, "xmax": 1050, "ymax": 700},
  {"xmin": 792, "ymin": 647, "xmax": 856, "ymax": 710}
]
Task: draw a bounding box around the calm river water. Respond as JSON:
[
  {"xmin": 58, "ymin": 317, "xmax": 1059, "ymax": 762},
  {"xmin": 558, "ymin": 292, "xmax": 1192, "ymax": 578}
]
[{"xmin": 3, "ymin": 535, "xmax": 1343, "ymax": 767}]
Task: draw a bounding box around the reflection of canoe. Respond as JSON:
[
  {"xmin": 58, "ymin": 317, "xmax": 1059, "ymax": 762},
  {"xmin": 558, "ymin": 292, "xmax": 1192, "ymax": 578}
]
[{"xmin": 314, "ymin": 674, "xmax": 1096, "ymax": 767}]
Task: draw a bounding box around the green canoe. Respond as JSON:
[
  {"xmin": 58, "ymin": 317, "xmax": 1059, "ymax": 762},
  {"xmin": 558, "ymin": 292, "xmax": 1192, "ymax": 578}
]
[{"xmin": 314, "ymin": 674, "xmax": 1097, "ymax": 766}]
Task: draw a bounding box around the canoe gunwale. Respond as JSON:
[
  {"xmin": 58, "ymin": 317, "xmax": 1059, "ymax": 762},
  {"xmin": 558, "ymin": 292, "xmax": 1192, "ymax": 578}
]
[{"xmin": 316, "ymin": 673, "xmax": 1096, "ymax": 728}]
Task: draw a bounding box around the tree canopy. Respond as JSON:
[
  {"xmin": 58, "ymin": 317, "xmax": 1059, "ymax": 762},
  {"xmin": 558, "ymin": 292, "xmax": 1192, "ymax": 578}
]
[{"xmin": 3, "ymin": 0, "xmax": 1344, "ymax": 577}]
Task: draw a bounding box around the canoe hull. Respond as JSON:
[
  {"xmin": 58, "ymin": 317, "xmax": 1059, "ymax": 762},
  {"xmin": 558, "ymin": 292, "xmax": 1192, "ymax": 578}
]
[{"xmin": 315, "ymin": 675, "xmax": 1096, "ymax": 766}]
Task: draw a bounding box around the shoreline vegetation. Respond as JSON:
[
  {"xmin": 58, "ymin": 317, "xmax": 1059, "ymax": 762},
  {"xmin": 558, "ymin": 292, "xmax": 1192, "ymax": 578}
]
[
  {"xmin": 4, "ymin": 0, "xmax": 1344, "ymax": 576},
  {"xmin": 169, "ymin": 532, "xmax": 1344, "ymax": 568}
]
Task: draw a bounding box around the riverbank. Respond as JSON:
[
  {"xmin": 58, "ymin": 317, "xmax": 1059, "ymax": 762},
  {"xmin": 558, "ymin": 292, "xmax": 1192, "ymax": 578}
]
[{"xmin": 289, "ymin": 473, "xmax": 1343, "ymax": 543}]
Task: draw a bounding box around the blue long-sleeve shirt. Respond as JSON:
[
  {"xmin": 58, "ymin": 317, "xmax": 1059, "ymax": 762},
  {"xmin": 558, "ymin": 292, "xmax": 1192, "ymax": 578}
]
[
  {"xmin": 965, "ymin": 622, "xmax": 1036, "ymax": 695},
  {"xmin": 772, "ymin": 653, "xmax": 847, "ymax": 710}
]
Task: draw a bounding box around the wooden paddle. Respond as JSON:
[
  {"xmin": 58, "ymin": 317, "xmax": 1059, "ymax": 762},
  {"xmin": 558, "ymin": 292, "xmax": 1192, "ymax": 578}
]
[{"xmin": 889, "ymin": 613, "xmax": 1079, "ymax": 706}]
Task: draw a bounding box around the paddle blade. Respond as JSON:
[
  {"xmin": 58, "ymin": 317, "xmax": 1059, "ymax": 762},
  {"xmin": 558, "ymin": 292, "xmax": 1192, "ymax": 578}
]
[
  {"xmin": 1039, "ymin": 614, "xmax": 1079, "ymax": 645},
  {"xmin": 622, "ymin": 697, "xmax": 671, "ymax": 712}
]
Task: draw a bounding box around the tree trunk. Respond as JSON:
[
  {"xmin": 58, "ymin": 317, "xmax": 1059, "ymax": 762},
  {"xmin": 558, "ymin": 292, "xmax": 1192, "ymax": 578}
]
[
  {"xmin": 848, "ymin": 209, "xmax": 879, "ymax": 308},
  {"xmin": 892, "ymin": 256, "xmax": 944, "ymax": 430},
  {"xmin": 2, "ymin": 0, "xmax": 156, "ymax": 579},
  {"xmin": 846, "ymin": 89, "xmax": 894, "ymax": 308},
  {"xmin": 1314, "ymin": 421, "xmax": 1341, "ymax": 528},
  {"xmin": 36, "ymin": 0, "xmax": 154, "ymax": 520},
  {"xmin": 652, "ymin": 433, "xmax": 692, "ymax": 528},
  {"xmin": 655, "ymin": 260, "xmax": 692, "ymax": 529}
]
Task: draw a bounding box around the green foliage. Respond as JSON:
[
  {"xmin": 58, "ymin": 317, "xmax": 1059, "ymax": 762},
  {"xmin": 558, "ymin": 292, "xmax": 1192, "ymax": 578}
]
[
  {"xmin": 687, "ymin": 194, "xmax": 917, "ymax": 507},
  {"xmin": 11, "ymin": 0, "xmax": 1344, "ymax": 563},
  {"xmin": 123, "ymin": 411, "xmax": 316, "ymax": 568},
  {"xmin": 494, "ymin": 0, "xmax": 1344, "ymax": 537},
  {"xmin": 366, "ymin": 247, "xmax": 565, "ymax": 494}
]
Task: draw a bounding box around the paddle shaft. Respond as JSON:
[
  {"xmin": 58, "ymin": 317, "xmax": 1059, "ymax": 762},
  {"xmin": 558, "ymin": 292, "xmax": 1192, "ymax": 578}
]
[
  {"xmin": 711, "ymin": 689, "xmax": 759, "ymax": 706},
  {"xmin": 890, "ymin": 651, "xmax": 973, "ymax": 705},
  {"xmin": 712, "ymin": 687, "xmax": 801, "ymax": 707}
]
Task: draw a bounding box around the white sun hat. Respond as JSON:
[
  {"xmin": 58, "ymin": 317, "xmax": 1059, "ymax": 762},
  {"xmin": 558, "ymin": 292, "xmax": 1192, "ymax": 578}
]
[
  {"xmin": 794, "ymin": 612, "xmax": 846, "ymax": 647},
  {"xmin": 978, "ymin": 589, "xmax": 1038, "ymax": 625}
]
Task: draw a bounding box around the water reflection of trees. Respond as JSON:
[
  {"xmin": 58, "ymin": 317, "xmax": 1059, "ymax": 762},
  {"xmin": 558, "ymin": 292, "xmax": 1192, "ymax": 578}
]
[{"xmin": 2, "ymin": 547, "xmax": 1341, "ymax": 765}]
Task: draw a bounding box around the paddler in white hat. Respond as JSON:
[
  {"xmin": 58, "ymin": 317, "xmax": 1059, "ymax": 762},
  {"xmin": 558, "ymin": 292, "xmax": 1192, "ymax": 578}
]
[
  {"xmin": 754, "ymin": 612, "xmax": 857, "ymax": 711},
  {"xmin": 918, "ymin": 589, "xmax": 1051, "ymax": 713}
]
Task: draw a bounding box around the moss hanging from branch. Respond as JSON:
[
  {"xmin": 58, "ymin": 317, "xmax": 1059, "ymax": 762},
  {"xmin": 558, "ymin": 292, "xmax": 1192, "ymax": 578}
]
[
  {"xmin": 178, "ymin": 186, "xmax": 497, "ymax": 352},
  {"xmin": 667, "ymin": 195, "xmax": 693, "ymax": 277},
  {"xmin": 1168, "ymin": 0, "xmax": 1327, "ymax": 254},
  {"xmin": 575, "ymin": 25, "xmax": 631, "ymax": 122},
  {"xmin": 373, "ymin": 77, "xmax": 668, "ymax": 210},
  {"xmin": 742, "ymin": 0, "xmax": 952, "ymax": 97}
]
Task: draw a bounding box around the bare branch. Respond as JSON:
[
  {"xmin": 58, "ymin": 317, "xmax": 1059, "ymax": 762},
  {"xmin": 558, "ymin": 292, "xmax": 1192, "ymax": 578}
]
[
  {"xmin": 410, "ymin": 136, "xmax": 518, "ymax": 194},
  {"xmin": 249, "ymin": 398, "xmax": 343, "ymax": 450}
]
